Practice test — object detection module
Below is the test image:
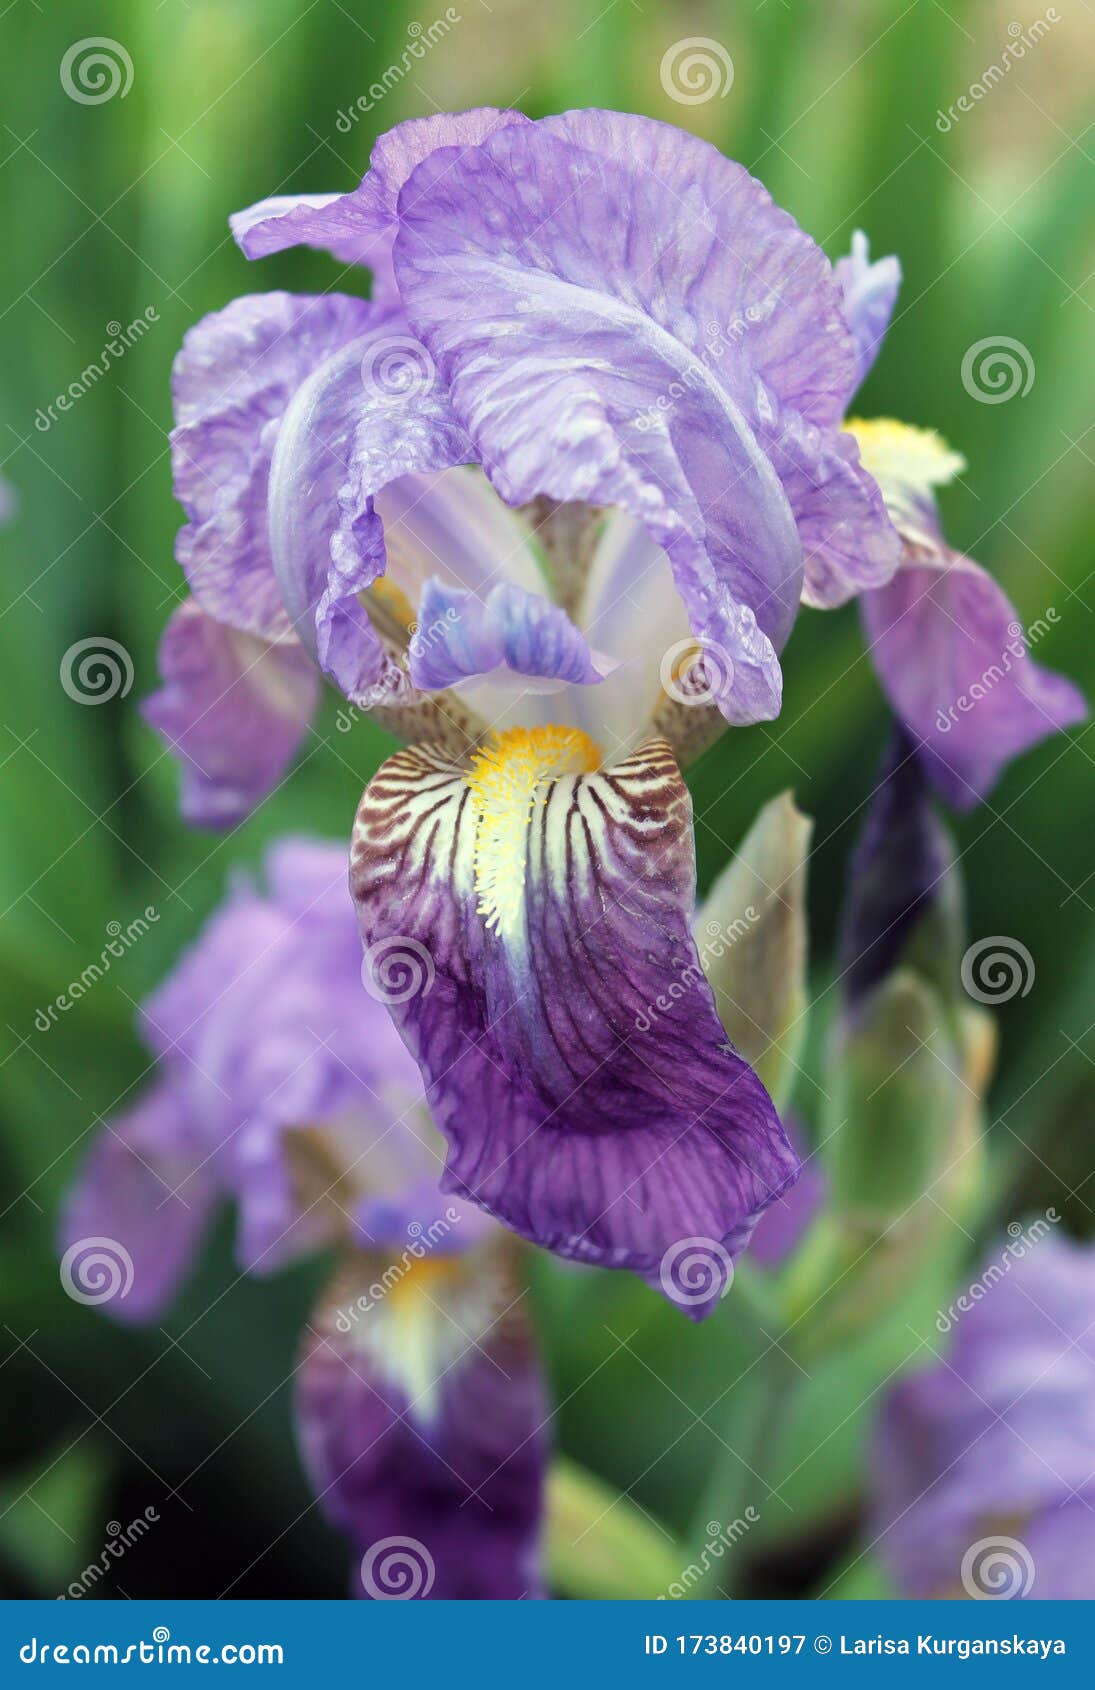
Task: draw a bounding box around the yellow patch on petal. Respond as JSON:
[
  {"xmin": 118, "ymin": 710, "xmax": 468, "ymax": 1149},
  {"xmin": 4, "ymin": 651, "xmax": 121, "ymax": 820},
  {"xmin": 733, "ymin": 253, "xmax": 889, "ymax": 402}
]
[
  {"xmin": 358, "ymin": 575, "xmax": 418, "ymax": 647},
  {"xmin": 845, "ymin": 417, "xmax": 966, "ymax": 494},
  {"xmin": 467, "ymin": 725, "xmax": 601, "ymax": 941},
  {"xmin": 386, "ymin": 1251, "xmax": 462, "ymax": 1306}
]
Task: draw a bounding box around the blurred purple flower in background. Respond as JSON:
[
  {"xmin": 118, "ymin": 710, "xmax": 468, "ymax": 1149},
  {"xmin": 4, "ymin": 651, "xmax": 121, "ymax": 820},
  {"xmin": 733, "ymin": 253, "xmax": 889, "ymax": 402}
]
[
  {"xmin": 59, "ymin": 839, "xmax": 547, "ymax": 1599},
  {"xmin": 873, "ymin": 1233, "xmax": 1095, "ymax": 1599}
]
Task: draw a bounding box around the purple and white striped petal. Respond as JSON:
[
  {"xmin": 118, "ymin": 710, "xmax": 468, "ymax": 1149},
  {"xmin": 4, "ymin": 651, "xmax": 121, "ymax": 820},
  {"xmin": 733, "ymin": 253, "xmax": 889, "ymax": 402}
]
[
  {"xmin": 350, "ymin": 731, "xmax": 798, "ymax": 1314},
  {"xmin": 142, "ymin": 600, "xmax": 319, "ymax": 829}
]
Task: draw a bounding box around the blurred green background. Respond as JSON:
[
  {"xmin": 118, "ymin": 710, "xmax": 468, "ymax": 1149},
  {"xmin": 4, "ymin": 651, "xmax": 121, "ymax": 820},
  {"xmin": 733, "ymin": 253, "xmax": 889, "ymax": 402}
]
[{"xmin": 1, "ymin": 0, "xmax": 1092, "ymax": 1598}]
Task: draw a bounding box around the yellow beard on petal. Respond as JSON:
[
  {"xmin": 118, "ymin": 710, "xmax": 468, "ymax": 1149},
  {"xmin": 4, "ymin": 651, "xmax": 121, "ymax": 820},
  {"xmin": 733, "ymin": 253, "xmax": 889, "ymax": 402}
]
[
  {"xmin": 844, "ymin": 416, "xmax": 966, "ymax": 492},
  {"xmin": 466, "ymin": 725, "xmax": 601, "ymax": 942}
]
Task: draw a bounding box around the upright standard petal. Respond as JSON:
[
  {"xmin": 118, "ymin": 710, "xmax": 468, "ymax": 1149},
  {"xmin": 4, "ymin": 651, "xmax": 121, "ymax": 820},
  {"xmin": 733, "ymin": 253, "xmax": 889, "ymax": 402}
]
[
  {"xmin": 852, "ymin": 420, "xmax": 1086, "ymax": 806},
  {"xmin": 834, "ymin": 231, "xmax": 901, "ymax": 390},
  {"xmin": 231, "ymin": 109, "xmax": 530, "ymax": 301},
  {"xmin": 268, "ymin": 315, "xmax": 467, "ymax": 704},
  {"xmin": 297, "ymin": 1247, "xmax": 547, "ymax": 1598},
  {"xmin": 58, "ymin": 1084, "xmax": 218, "ymax": 1324},
  {"xmin": 391, "ymin": 115, "xmax": 838, "ymax": 723},
  {"xmin": 142, "ymin": 600, "xmax": 320, "ymax": 830},
  {"xmin": 171, "ymin": 292, "xmax": 375, "ymax": 640},
  {"xmin": 351, "ymin": 730, "xmax": 798, "ymax": 1315}
]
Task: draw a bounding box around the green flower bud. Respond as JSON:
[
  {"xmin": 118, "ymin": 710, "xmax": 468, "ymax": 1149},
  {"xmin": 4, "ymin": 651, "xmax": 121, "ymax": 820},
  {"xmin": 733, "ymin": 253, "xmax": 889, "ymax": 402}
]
[{"xmin": 696, "ymin": 792, "xmax": 813, "ymax": 1113}]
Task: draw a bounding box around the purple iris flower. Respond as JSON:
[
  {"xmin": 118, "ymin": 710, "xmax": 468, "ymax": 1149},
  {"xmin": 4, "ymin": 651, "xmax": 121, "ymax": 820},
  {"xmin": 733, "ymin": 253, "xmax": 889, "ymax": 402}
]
[
  {"xmin": 873, "ymin": 1233, "xmax": 1095, "ymax": 1600},
  {"xmin": 834, "ymin": 239, "xmax": 1086, "ymax": 807},
  {"xmin": 145, "ymin": 108, "xmax": 909, "ymax": 1311},
  {"xmin": 58, "ymin": 838, "xmax": 547, "ymax": 1600}
]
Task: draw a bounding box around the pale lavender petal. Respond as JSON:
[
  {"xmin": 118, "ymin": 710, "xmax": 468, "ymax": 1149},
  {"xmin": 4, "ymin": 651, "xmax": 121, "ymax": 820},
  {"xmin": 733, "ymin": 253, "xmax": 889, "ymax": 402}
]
[
  {"xmin": 352, "ymin": 736, "xmax": 798, "ymax": 1316},
  {"xmin": 873, "ymin": 1234, "xmax": 1095, "ymax": 1599},
  {"xmin": 862, "ymin": 555, "xmax": 1086, "ymax": 807},
  {"xmin": 171, "ymin": 292, "xmax": 374, "ymax": 641},
  {"xmin": 231, "ymin": 109, "xmax": 529, "ymax": 303},
  {"xmin": 770, "ymin": 418, "xmax": 899, "ymax": 608},
  {"xmin": 391, "ymin": 115, "xmax": 851, "ymax": 722},
  {"xmin": 268, "ymin": 316, "xmax": 465, "ymax": 703},
  {"xmin": 58, "ymin": 1083, "xmax": 218, "ymax": 1324},
  {"xmin": 297, "ymin": 1249, "xmax": 547, "ymax": 1598},
  {"xmin": 142, "ymin": 600, "xmax": 319, "ymax": 829},
  {"xmin": 408, "ymin": 577, "xmax": 610, "ymax": 692},
  {"xmin": 834, "ymin": 230, "xmax": 902, "ymax": 389}
]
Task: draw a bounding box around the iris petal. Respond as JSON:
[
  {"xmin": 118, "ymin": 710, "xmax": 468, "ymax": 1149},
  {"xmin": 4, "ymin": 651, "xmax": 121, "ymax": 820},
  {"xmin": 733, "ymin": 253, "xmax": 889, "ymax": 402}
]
[
  {"xmin": 231, "ymin": 108, "xmax": 530, "ymax": 302},
  {"xmin": 391, "ymin": 117, "xmax": 824, "ymax": 723},
  {"xmin": 58, "ymin": 1083, "xmax": 217, "ymax": 1324},
  {"xmin": 171, "ymin": 292, "xmax": 374, "ymax": 641},
  {"xmin": 351, "ymin": 732, "xmax": 798, "ymax": 1314},
  {"xmin": 142, "ymin": 600, "xmax": 319, "ymax": 830},
  {"xmin": 297, "ymin": 1245, "xmax": 547, "ymax": 1598}
]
